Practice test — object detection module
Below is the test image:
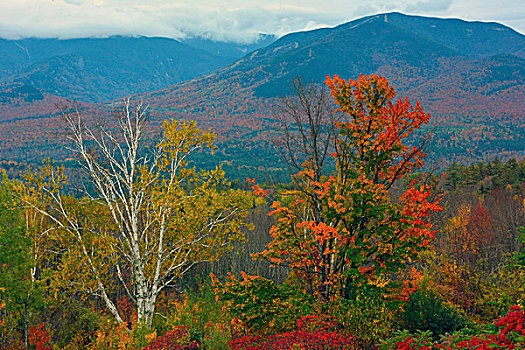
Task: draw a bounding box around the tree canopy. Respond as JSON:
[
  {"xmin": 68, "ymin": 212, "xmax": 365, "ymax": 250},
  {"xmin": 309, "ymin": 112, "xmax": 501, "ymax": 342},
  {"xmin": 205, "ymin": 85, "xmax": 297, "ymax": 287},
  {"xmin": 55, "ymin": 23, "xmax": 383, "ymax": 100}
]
[{"xmin": 256, "ymin": 74, "xmax": 442, "ymax": 302}]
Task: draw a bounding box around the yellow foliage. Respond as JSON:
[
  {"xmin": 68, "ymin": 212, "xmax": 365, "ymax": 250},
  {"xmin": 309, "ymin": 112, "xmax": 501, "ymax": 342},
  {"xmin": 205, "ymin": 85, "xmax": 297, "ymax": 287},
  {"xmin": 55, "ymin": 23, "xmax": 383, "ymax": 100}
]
[
  {"xmin": 144, "ymin": 329, "xmax": 157, "ymax": 343},
  {"xmin": 15, "ymin": 118, "xmax": 254, "ymax": 326},
  {"xmin": 93, "ymin": 321, "xmax": 133, "ymax": 350},
  {"xmin": 332, "ymin": 296, "xmax": 396, "ymax": 346}
]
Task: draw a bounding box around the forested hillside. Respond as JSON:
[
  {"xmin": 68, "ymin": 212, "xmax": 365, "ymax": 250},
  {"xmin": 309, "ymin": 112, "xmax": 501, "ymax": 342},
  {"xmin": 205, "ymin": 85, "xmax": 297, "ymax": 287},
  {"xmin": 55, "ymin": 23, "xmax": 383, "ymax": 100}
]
[
  {"xmin": 0, "ymin": 35, "xmax": 276, "ymax": 103},
  {"xmin": 1, "ymin": 72, "xmax": 524, "ymax": 349},
  {"xmin": 0, "ymin": 13, "xmax": 522, "ymax": 182}
]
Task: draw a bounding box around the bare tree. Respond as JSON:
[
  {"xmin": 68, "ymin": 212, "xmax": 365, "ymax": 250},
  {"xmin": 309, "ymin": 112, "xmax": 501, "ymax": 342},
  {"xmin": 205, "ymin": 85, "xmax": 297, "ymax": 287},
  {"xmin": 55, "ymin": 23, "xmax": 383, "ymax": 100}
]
[
  {"xmin": 272, "ymin": 77, "xmax": 342, "ymax": 183},
  {"xmin": 17, "ymin": 100, "xmax": 251, "ymax": 327},
  {"xmin": 270, "ymin": 77, "xmax": 343, "ymax": 227}
]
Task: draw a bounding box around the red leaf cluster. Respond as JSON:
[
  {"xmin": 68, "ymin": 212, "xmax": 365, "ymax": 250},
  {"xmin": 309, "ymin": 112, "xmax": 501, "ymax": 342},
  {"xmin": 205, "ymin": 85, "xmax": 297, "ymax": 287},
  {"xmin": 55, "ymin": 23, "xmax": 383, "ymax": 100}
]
[
  {"xmin": 28, "ymin": 323, "xmax": 52, "ymax": 350},
  {"xmin": 230, "ymin": 315, "xmax": 358, "ymax": 350}
]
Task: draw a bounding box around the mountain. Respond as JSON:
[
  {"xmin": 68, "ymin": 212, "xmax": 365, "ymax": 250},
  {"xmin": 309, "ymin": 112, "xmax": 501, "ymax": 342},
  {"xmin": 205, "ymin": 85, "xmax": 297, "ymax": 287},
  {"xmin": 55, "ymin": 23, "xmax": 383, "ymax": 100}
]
[
  {"xmin": 0, "ymin": 35, "xmax": 275, "ymax": 103},
  {"xmin": 181, "ymin": 34, "xmax": 277, "ymax": 60},
  {"xmin": 1, "ymin": 13, "xmax": 524, "ymax": 180},
  {"xmin": 139, "ymin": 12, "xmax": 524, "ymax": 175},
  {"xmin": 143, "ymin": 13, "xmax": 524, "ymax": 115},
  {"xmin": 210, "ymin": 12, "xmax": 525, "ymax": 97},
  {"xmin": 374, "ymin": 13, "xmax": 525, "ymax": 58}
]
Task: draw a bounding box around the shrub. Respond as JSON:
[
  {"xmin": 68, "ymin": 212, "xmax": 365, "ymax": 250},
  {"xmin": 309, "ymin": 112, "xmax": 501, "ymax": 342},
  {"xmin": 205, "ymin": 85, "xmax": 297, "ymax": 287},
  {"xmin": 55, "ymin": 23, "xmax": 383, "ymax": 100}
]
[
  {"xmin": 53, "ymin": 303, "xmax": 100, "ymax": 349},
  {"xmin": 381, "ymin": 305, "xmax": 525, "ymax": 349},
  {"xmin": 398, "ymin": 285, "xmax": 467, "ymax": 338},
  {"xmin": 202, "ymin": 322, "xmax": 231, "ymax": 350},
  {"xmin": 379, "ymin": 330, "xmax": 433, "ymax": 350},
  {"xmin": 141, "ymin": 326, "xmax": 199, "ymax": 350},
  {"xmin": 230, "ymin": 315, "xmax": 359, "ymax": 350},
  {"xmin": 28, "ymin": 323, "xmax": 52, "ymax": 350},
  {"xmin": 90, "ymin": 320, "xmax": 133, "ymax": 350},
  {"xmin": 166, "ymin": 283, "xmax": 232, "ymax": 344},
  {"xmin": 332, "ymin": 284, "xmax": 396, "ymax": 347},
  {"xmin": 211, "ymin": 272, "xmax": 314, "ymax": 334}
]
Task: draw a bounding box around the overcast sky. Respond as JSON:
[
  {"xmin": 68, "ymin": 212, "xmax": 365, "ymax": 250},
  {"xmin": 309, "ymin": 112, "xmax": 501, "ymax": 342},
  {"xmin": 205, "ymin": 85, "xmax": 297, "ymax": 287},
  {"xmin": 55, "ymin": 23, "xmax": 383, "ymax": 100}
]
[{"xmin": 0, "ymin": 0, "xmax": 523, "ymax": 43}]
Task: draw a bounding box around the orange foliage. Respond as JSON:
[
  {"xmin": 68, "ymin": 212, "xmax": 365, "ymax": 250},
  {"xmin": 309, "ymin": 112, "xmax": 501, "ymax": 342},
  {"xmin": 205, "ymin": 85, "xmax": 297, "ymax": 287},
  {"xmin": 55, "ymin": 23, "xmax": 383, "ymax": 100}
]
[{"xmin": 256, "ymin": 74, "xmax": 442, "ymax": 302}]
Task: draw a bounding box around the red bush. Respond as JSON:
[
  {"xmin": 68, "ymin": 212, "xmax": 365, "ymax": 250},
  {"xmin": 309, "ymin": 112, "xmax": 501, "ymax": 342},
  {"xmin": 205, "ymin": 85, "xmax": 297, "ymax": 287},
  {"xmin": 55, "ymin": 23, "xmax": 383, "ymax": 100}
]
[
  {"xmin": 496, "ymin": 305, "xmax": 525, "ymax": 336},
  {"xmin": 142, "ymin": 326, "xmax": 200, "ymax": 350},
  {"xmin": 28, "ymin": 323, "xmax": 52, "ymax": 350},
  {"xmin": 230, "ymin": 315, "xmax": 358, "ymax": 350}
]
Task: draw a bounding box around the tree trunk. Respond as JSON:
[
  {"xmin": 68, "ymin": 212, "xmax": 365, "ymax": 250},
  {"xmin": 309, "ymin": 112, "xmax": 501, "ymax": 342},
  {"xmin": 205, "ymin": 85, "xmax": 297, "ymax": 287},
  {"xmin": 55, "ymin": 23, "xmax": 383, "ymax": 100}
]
[
  {"xmin": 135, "ymin": 279, "xmax": 157, "ymax": 328},
  {"xmin": 24, "ymin": 299, "xmax": 28, "ymax": 350}
]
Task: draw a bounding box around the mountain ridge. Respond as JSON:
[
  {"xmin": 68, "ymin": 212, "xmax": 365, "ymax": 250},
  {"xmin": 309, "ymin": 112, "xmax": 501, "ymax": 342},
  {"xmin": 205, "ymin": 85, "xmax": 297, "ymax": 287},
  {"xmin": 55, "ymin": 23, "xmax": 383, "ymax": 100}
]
[
  {"xmin": 135, "ymin": 12, "xmax": 524, "ymax": 175},
  {"xmin": 0, "ymin": 35, "xmax": 277, "ymax": 103},
  {"xmin": 0, "ymin": 12, "xmax": 523, "ymax": 179}
]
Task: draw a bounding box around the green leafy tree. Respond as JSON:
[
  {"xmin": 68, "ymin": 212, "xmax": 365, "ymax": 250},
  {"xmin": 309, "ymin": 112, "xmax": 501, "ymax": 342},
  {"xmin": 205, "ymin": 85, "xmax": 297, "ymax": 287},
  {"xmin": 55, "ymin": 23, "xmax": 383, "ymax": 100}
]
[{"xmin": 0, "ymin": 172, "xmax": 34, "ymax": 349}]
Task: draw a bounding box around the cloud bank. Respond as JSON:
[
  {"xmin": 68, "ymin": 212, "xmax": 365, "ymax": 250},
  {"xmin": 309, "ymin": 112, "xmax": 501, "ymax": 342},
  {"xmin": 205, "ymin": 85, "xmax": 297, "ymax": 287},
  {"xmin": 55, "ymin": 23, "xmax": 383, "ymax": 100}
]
[{"xmin": 0, "ymin": 0, "xmax": 523, "ymax": 42}]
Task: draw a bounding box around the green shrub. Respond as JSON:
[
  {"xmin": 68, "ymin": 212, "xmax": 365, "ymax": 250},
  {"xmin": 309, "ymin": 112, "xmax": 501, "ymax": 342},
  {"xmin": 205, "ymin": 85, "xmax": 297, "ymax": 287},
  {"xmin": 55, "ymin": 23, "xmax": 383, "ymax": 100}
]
[
  {"xmin": 202, "ymin": 322, "xmax": 230, "ymax": 350},
  {"xmin": 54, "ymin": 303, "xmax": 100, "ymax": 349},
  {"xmin": 211, "ymin": 272, "xmax": 314, "ymax": 334},
  {"xmin": 399, "ymin": 285, "xmax": 468, "ymax": 338},
  {"xmin": 379, "ymin": 329, "xmax": 434, "ymax": 350},
  {"xmin": 166, "ymin": 282, "xmax": 231, "ymax": 344},
  {"xmin": 333, "ymin": 284, "xmax": 396, "ymax": 347}
]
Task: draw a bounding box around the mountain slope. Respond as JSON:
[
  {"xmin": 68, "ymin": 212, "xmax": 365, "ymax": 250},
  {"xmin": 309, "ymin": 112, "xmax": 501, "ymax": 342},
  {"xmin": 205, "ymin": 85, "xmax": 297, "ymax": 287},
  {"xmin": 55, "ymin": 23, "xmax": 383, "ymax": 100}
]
[
  {"xmin": 209, "ymin": 12, "xmax": 525, "ymax": 97},
  {"xmin": 182, "ymin": 34, "xmax": 277, "ymax": 60},
  {"xmin": 139, "ymin": 12, "xmax": 524, "ymax": 172},
  {"xmin": 0, "ymin": 35, "xmax": 276, "ymax": 102},
  {"xmin": 1, "ymin": 13, "xmax": 524, "ymax": 178}
]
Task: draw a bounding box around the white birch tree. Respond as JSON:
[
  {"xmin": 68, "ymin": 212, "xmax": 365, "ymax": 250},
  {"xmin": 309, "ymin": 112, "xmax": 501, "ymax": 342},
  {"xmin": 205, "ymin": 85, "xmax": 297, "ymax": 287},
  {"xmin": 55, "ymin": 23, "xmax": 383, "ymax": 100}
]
[{"xmin": 16, "ymin": 101, "xmax": 252, "ymax": 327}]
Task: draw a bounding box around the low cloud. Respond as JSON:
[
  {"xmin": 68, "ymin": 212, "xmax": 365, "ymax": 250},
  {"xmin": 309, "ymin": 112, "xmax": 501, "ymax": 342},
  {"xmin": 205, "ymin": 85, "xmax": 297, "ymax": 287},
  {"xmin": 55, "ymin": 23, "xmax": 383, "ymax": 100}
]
[
  {"xmin": 63, "ymin": 0, "xmax": 83, "ymax": 5},
  {"xmin": 0, "ymin": 1, "xmax": 333, "ymax": 42},
  {"xmin": 405, "ymin": 0, "xmax": 453, "ymax": 13},
  {"xmin": 0, "ymin": 0, "xmax": 522, "ymax": 42}
]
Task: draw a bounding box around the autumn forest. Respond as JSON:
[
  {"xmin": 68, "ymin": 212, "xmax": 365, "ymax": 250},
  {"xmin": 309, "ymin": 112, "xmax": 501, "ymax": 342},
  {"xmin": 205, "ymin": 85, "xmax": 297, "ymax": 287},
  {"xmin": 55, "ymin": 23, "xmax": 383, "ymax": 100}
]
[
  {"xmin": 0, "ymin": 71, "xmax": 523, "ymax": 350},
  {"xmin": 1, "ymin": 10, "xmax": 525, "ymax": 350}
]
